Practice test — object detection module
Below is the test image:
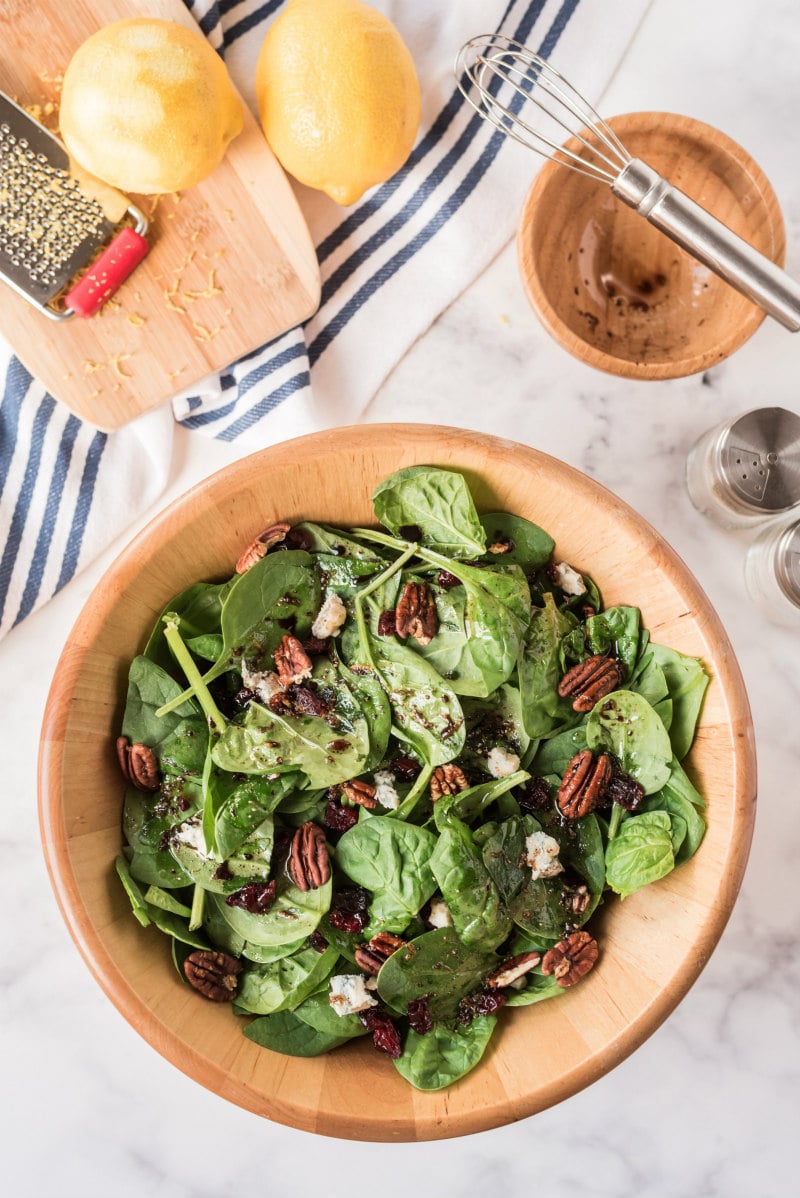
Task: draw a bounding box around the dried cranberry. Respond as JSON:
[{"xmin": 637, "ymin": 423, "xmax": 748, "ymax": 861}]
[
  {"xmin": 377, "ymin": 609, "xmax": 397, "ymax": 636},
  {"xmin": 324, "ymin": 794, "xmax": 359, "ymax": 832},
  {"xmin": 328, "ymin": 885, "xmax": 370, "ymax": 933},
  {"xmin": 212, "ymin": 862, "xmax": 234, "ymax": 882},
  {"xmin": 225, "ymin": 880, "xmax": 277, "ymax": 914},
  {"xmin": 607, "ymin": 767, "xmax": 644, "ymax": 811},
  {"xmin": 283, "ymin": 527, "xmax": 313, "ymax": 552},
  {"xmin": 288, "ymin": 683, "xmax": 331, "ymax": 718},
  {"xmin": 397, "ymin": 524, "xmax": 422, "ymax": 542},
  {"xmin": 518, "ymin": 775, "xmax": 554, "ymax": 815},
  {"xmin": 389, "ymin": 754, "xmax": 422, "ymax": 782},
  {"xmin": 358, "ymin": 1007, "xmax": 403, "ymax": 1058},
  {"xmin": 437, "ymin": 569, "xmax": 460, "ymax": 589},
  {"xmin": 407, "ymin": 997, "xmax": 433, "ymax": 1035},
  {"xmin": 302, "ymin": 635, "xmax": 330, "ymax": 656},
  {"xmin": 308, "ymin": 930, "xmax": 328, "ymax": 953},
  {"xmin": 457, "ymin": 986, "xmax": 509, "ymax": 1025}
]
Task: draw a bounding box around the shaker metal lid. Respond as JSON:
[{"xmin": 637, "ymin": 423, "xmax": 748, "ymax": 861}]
[
  {"xmin": 775, "ymin": 520, "xmax": 800, "ymax": 607},
  {"xmin": 719, "ymin": 407, "xmax": 800, "ymax": 511}
]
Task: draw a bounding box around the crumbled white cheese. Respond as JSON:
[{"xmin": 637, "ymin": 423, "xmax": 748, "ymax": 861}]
[
  {"xmin": 551, "ymin": 561, "xmax": 586, "ymax": 597},
  {"xmin": 329, "ymin": 973, "xmax": 378, "ymax": 1016},
  {"xmin": 171, "ymin": 814, "xmax": 208, "ymax": 855},
  {"xmin": 240, "ymin": 660, "xmax": 284, "ymax": 705},
  {"xmin": 524, "ymin": 831, "xmax": 564, "ymax": 880},
  {"xmin": 486, "ymin": 746, "xmax": 521, "ymax": 778},
  {"xmin": 428, "ymin": 899, "xmax": 454, "ymax": 929},
  {"xmin": 365, "ymin": 976, "xmax": 379, "ymax": 991},
  {"xmin": 373, "ymin": 769, "xmax": 400, "ymax": 809},
  {"xmin": 311, "ymin": 591, "xmax": 347, "ymax": 639}
]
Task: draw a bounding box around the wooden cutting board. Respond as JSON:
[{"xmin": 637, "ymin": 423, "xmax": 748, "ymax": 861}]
[{"xmin": 0, "ymin": 0, "xmax": 320, "ymax": 431}]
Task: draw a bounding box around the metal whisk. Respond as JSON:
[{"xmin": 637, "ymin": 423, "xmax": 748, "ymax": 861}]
[{"xmin": 455, "ymin": 34, "xmax": 800, "ymax": 331}]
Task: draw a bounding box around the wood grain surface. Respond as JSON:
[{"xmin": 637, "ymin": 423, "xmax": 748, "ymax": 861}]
[
  {"xmin": 517, "ymin": 112, "xmax": 785, "ymax": 379},
  {"xmin": 38, "ymin": 425, "xmax": 757, "ymax": 1141},
  {"xmin": 0, "ymin": 0, "xmax": 320, "ymax": 430}
]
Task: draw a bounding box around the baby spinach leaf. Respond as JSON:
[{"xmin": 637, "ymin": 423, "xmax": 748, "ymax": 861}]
[
  {"xmin": 532, "ymin": 723, "xmax": 588, "ymax": 774},
  {"xmin": 481, "ymin": 814, "xmax": 533, "ymax": 904},
  {"xmin": 212, "ymin": 658, "xmax": 373, "ymax": 787},
  {"xmin": 508, "ymin": 874, "xmax": 570, "ymax": 942},
  {"xmin": 605, "ymin": 810, "xmax": 675, "ymax": 898},
  {"xmin": 122, "ymin": 656, "xmax": 208, "ymax": 776},
  {"xmin": 586, "ymin": 690, "xmax": 672, "ymax": 795},
  {"xmin": 241, "ymin": 935, "xmax": 314, "ymax": 964},
  {"xmin": 372, "ymin": 465, "xmax": 487, "ymax": 557},
  {"xmin": 430, "ymin": 816, "xmax": 512, "ymax": 951},
  {"xmin": 293, "ymin": 988, "xmax": 370, "ymax": 1039},
  {"xmin": 143, "ymin": 885, "xmax": 192, "ymax": 917},
  {"xmin": 115, "ymin": 857, "xmax": 207, "ymax": 947},
  {"xmin": 480, "ymin": 512, "xmax": 554, "ymax": 566},
  {"xmin": 168, "ymin": 814, "xmax": 274, "ymax": 894},
  {"xmin": 212, "ymin": 877, "xmax": 332, "ymax": 947},
  {"xmin": 243, "ymin": 1010, "xmax": 349, "ymax": 1056},
  {"xmin": 584, "ymin": 605, "xmax": 641, "ymax": 678},
  {"xmin": 649, "ymin": 643, "xmax": 710, "ymax": 761},
  {"xmin": 412, "ymin": 582, "xmax": 495, "ymax": 697},
  {"xmin": 235, "ymin": 944, "xmax": 339, "ymax": 1015},
  {"xmin": 373, "ymin": 640, "xmax": 465, "ymax": 766},
  {"xmin": 504, "ymin": 970, "xmax": 564, "ymax": 1007},
  {"xmin": 143, "ymin": 581, "xmax": 228, "ymax": 672},
  {"xmin": 214, "ymin": 774, "xmax": 298, "ymax": 860},
  {"xmin": 339, "ymin": 661, "xmax": 391, "ymax": 771},
  {"xmin": 377, "ymin": 927, "xmax": 498, "ymax": 1020},
  {"xmin": 393, "ymin": 1017, "xmax": 498, "ymax": 1091},
  {"xmin": 294, "ymin": 521, "xmax": 388, "ymax": 564},
  {"xmin": 629, "ymin": 652, "xmax": 670, "ymax": 708},
  {"xmin": 518, "ymin": 594, "xmax": 578, "ymax": 739},
  {"xmin": 433, "ymin": 771, "xmax": 529, "ymax": 831},
  {"xmin": 335, "ymin": 817, "xmax": 438, "ymax": 934},
  {"xmin": 640, "ymin": 757, "xmax": 706, "ymax": 863}
]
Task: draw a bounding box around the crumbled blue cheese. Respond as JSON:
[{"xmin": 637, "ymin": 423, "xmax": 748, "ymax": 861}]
[
  {"xmin": 240, "ymin": 660, "xmax": 284, "ymax": 705},
  {"xmin": 486, "ymin": 746, "xmax": 520, "ymax": 778},
  {"xmin": 373, "ymin": 769, "xmax": 400, "ymax": 809},
  {"xmin": 171, "ymin": 814, "xmax": 208, "ymax": 856},
  {"xmin": 311, "ymin": 591, "xmax": 347, "ymax": 639},
  {"xmin": 329, "ymin": 974, "xmax": 378, "ymax": 1016},
  {"xmin": 524, "ymin": 831, "xmax": 564, "ymax": 880},
  {"xmin": 551, "ymin": 561, "xmax": 585, "ymax": 597},
  {"xmin": 428, "ymin": 899, "xmax": 454, "ymax": 929}
]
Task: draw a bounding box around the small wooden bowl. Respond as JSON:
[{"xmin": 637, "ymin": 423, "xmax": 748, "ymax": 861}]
[
  {"xmin": 38, "ymin": 425, "xmax": 756, "ymax": 1141},
  {"xmin": 517, "ymin": 112, "xmax": 785, "ymax": 378}
]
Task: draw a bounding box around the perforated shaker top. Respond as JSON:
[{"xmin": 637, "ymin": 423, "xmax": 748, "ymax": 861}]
[{"xmin": 719, "ymin": 407, "xmax": 800, "ymax": 512}]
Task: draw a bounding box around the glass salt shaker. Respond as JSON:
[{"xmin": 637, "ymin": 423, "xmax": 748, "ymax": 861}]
[
  {"xmin": 685, "ymin": 406, "xmax": 800, "ymax": 529},
  {"xmin": 744, "ymin": 514, "xmax": 800, "ymax": 628}
]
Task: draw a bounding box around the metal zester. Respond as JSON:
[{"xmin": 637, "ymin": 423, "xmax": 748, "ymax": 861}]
[{"xmin": 0, "ymin": 91, "xmax": 149, "ymax": 320}]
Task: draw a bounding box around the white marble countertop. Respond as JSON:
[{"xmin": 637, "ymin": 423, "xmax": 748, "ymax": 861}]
[{"xmin": 3, "ymin": 0, "xmax": 799, "ymax": 1193}]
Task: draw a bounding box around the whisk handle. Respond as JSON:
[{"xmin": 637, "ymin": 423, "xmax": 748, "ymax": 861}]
[{"xmin": 613, "ymin": 159, "xmax": 800, "ymax": 332}]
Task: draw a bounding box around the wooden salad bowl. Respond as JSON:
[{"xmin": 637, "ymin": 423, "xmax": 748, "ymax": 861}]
[{"xmin": 38, "ymin": 424, "xmax": 756, "ymax": 1141}]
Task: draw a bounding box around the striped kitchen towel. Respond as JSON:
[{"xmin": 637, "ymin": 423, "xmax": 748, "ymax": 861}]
[{"xmin": 0, "ymin": 0, "xmax": 651, "ymax": 639}]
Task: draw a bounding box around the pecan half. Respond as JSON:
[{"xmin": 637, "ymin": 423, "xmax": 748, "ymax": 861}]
[
  {"xmin": 557, "ymin": 750, "xmax": 613, "ymax": 818},
  {"xmin": 541, "ymin": 930, "xmax": 598, "ymax": 987},
  {"xmin": 486, "ymin": 950, "xmax": 541, "ymax": 989},
  {"xmin": 562, "ymin": 881, "xmax": 591, "ymax": 917},
  {"xmin": 395, "ymin": 581, "xmax": 438, "ymax": 646},
  {"xmin": 235, "ymin": 521, "xmax": 292, "ymax": 574},
  {"xmin": 355, "ymin": 931, "xmax": 405, "ymax": 975},
  {"xmin": 184, "ymin": 950, "xmax": 242, "ymax": 1001},
  {"xmin": 341, "ymin": 779, "xmax": 378, "ymax": 809},
  {"xmin": 487, "ymin": 539, "xmax": 513, "ymax": 555},
  {"xmin": 429, "ymin": 763, "xmax": 469, "ymax": 802},
  {"xmin": 273, "ymin": 634, "xmax": 313, "ymax": 687},
  {"xmin": 287, "ymin": 821, "xmax": 330, "ymax": 891},
  {"xmin": 116, "ymin": 736, "xmax": 160, "ymax": 793},
  {"xmin": 558, "ymin": 654, "xmax": 624, "ymax": 712}
]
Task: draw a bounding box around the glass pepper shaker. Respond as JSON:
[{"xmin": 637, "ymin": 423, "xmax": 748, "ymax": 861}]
[
  {"xmin": 685, "ymin": 406, "xmax": 800, "ymax": 529},
  {"xmin": 744, "ymin": 515, "xmax": 800, "ymax": 628}
]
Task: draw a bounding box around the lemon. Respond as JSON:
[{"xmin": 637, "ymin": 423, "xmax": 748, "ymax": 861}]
[
  {"xmin": 59, "ymin": 18, "xmax": 243, "ymax": 194},
  {"xmin": 255, "ymin": 0, "xmax": 421, "ymax": 206}
]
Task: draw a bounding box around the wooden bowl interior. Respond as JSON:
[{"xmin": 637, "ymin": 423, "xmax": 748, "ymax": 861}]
[
  {"xmin": 517, "ymin": 112, "xmax": 785, "ymax": 378},
  {"xmin": 39, "ymin": 425, "xmax": 756, "ymax": 1140}
]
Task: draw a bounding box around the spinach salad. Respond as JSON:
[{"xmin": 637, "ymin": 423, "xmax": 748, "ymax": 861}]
[{"xmin": 115, "ymin": 465, "xmax": 709, "ymax": 1092}]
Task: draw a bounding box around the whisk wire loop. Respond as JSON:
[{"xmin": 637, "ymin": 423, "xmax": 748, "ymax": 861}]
[{"xmin": 455, "ymin": 34, "xmax": 631, "ymax": 184}]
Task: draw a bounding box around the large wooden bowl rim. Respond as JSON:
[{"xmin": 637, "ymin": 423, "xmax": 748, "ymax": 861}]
[{"xmin": 38, "ymin": 424, "xmax": 756, "ymax": 1141}]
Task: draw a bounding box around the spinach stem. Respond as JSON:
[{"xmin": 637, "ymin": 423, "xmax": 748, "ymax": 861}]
[
  {"xmin": 188, "ymin": 882, "xmax": 205, "ymax": 932},
  {"xmin": 160, "ymin": 613, "xmax": 227, "ymax": 735},
  {"xmin": 607, "ymin": 802, "xmax": 623, "ymax": 840}
]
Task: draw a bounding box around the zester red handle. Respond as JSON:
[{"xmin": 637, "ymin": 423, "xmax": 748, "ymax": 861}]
[{"xmin": 65, "ymin": 227, "xmax": 149, "ymax": 318}]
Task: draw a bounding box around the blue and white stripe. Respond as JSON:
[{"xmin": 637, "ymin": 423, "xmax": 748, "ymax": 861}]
[{"xmin": 0, "ymin": 0, "xmax": 650, "ymax": 638}]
